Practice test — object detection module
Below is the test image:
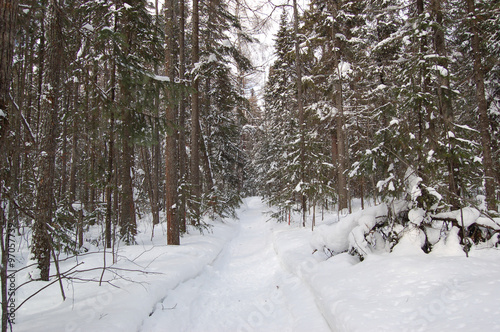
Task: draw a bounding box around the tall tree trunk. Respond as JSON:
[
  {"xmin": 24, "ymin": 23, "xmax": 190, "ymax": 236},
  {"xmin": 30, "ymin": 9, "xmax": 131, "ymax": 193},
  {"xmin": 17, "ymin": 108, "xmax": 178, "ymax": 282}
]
[
  {"xmin": 35, "ymin": 4, "xmax": 46, "ymax": 140},
  {"xmin": 331, "ymin": 0, "xmax": 348, "ymax": 211},
  {"xmin": 466, "ymin": 0, "xmax": 496, "ymax": 211},
  {"xmin": 293, "ymin": 0, "xmax": 307, "ymax": 226},
  {"xmin": 105, "ymin": 51, "xmax": 116, "ymax": 249},
  {"xmin": 0, "ymin": 0, "xmax": 18, "ymax": 144},
  {"xmin": 105, "ymin": 109, "xmax": 114, "ymax": 248},
  {"xmin": 1, "ymin": 0, "xmax": 19, "ymax": 330},
  {"xmin": 151, "ymin": 121, "xmax": 160, "ymax": 227},
  {"xmin": 150, "ymin": 0, "xmax": 161, "ymax": 230},
  {"xmin": 431, "ymin": 0, "xmax": 460, "ymax": 208},
  {"xmin": 69, "ymin": 82, "xmax": 78, "ymax": 209},
  {"xmin": 416, "ymin": 0, "xmax": 433, "ymax": 175},
  {"xmin": 33, "ymin": 0, "xmax": 63, "ymax": 281},
  {"xmin": 190, "ymin": 0, "xmax": 201, "ymax": 224},
  {"xmin": 119, "ymin": 106, "xmax": 136, "ymax": 244},
  {"xmin": 178, "ymin": 0, "xmax": 187, "ymax": 233},
  {"xmin": 118, "ymin": 1, "xmax": 137, "ymax": 244},
  {"xmin": 165, "ymin": 0, "xmax": 180, "ymax": 244}
]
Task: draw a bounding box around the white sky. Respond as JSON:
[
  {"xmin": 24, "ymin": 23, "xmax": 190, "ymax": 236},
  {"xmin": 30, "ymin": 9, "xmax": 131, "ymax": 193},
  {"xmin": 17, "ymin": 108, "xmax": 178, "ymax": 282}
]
[{"xmin": 148, "ymin": 0, "xmax": 309, "ymax": 103}]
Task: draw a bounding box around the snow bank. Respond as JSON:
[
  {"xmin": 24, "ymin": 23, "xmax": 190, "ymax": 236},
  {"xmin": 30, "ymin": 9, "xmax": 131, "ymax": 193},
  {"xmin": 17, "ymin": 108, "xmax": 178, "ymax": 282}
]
[
  {"xmin": 273, "ymin": 211, "xmax": 500, "ymax": 332},
  {"xmin": 310, "ymin": 204, "xmax": 388, "ymax": 256},
  {"xmin": 16, "ymin": 220, "xmax": 238, "ymax": 332}
]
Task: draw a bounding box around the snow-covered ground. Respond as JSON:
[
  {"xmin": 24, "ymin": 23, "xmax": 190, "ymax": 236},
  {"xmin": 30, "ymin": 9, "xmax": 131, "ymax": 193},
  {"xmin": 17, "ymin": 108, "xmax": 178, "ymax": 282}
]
[
  {"xmin": 13, "ymin": 197, "xmax": 500, "ymax": 331},
  {"xmin": 141, "ymin": 196, "xmax": 329, "ymax": 332}
]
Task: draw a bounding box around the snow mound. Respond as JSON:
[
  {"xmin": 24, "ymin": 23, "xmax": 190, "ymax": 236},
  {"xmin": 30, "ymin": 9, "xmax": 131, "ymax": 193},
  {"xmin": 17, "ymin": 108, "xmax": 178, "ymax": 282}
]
[{"xmin": 311, "ymin": 204, "xmax": 388, "ymax": 256}]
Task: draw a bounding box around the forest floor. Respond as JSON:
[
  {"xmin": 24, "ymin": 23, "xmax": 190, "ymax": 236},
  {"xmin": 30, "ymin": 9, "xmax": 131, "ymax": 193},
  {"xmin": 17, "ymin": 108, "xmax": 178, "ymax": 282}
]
[
  {"xmin": 140, "ymin": 196, "xmax": 330, "ymax": 332},
  {"xmin": 13, "ymin": 197, "xmax": 500, "ymax": 332}
]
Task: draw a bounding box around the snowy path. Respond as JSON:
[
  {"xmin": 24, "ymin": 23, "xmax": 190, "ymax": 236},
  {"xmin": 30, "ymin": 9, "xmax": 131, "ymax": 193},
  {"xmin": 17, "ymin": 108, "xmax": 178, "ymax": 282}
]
[{"xmin": 140, "ymin": 197, "xmax": 331, "ymax": 332}]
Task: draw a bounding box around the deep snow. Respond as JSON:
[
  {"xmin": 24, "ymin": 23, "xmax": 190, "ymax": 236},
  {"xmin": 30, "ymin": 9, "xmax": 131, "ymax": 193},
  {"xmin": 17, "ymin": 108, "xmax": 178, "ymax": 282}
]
[
  {"xmin": 13, "ymin": 197, "xmax": 500, "ymax": 332},
  {"xmin": 140, "ymin": 196, "xmax": 329, "ymax": 332}
]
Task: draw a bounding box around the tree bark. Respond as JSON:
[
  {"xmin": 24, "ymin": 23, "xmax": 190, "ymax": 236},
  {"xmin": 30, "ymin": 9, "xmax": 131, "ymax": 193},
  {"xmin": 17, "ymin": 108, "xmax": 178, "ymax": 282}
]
[
  {"xmin": 119, "ymin": 106, "xmax": 136, "ymax": 244},
  {"xmin": 190, "ymin": 0, "xmax": 201, "ymax": 224},
  {"xmin": 105, "ymin": 45, "xmax": 116, "ymax": 248},
  {"xmin": 330, "ymin": 0, "xmax": 348, "ymax": 211},
  {"xmin": 165, "ymin": 0, "xmax": 179, "ymax": 245},
  {"xmin": 151, "ymin": 0, "xmax": 161, "ymax": 230},
  {"xmin": 33, "ymin": 0, "xmax": 63, "ymax": 281},
  {"xmin": 293, "ymin": 0, "xmax": 307, "ymax": 227},
  {"xmin": 466, "ymin": 0, "xmax": 496, "ymax": 211},
  {"xmin": 118, "ymin": 0, "xmax": 137, "ymax": 244},
  {"xmin": 105, "ymin": 110, "xmax": 114, "ymax": 248},
  {"xmin": 178, "ymin": 0, "xmax": 187, "ymax": 233},
  {"xmin": 416, "ymin": 0, "xmax": 433, "ymax": 171},
  {"xmin": 431, "ymin": 0, "xmax": 460, "ymax": 208},
  {"xmin": 0, "ymin": 0, "xmax": 19, "ymax": 329},
  {"xmin": 0, "ymin": 0, "xmax": 18, "ymax": 145}
]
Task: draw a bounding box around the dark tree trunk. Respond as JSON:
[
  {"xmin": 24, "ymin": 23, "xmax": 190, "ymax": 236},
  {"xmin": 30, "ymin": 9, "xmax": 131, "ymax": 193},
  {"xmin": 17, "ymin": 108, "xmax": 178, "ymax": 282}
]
[
  {"xmin": 330, "ymin": 0, "xmax": 348, "ymax": 211},
  {"xmin": 33, "ymin": 0, "xmax": 63, "ymax": 281},
  {"xmin": 293, "ymin": 0, "xmax": 307, "ymax": 227},
  {"xmin": 431, "ymin": 0, "xmax": 460, "ymax": 208},
  {"xmin": 105, "ymin": 54, "xmax": 116, "ymax": 249},
  {"xmin": 190, "ymin": 0, "xmax": 201, "ymax": 224},
  {"xmin": 1, "ymin": 0, "xmax": 19, "ymax": 329},
  {"xmin": 118, "ymin": 0, "xmax": 137, "ymax": 245},
  {"xmin": 466, "ymin": 0, "xmax": 496, "ymax": 211},
  {"xmin": 119, "ymin": 107, "xmax": 137, "ymax": 244},
  {"xmin": 150, "ymin": 0, "xmax": 161, "ymax": 230},
  {"xmin": 178, "ymin": 0, "xmax": 187, "ymax": 233},
  {"xmin": 416, "ymin": 0, "xmax": 433, "ymax": 172},
  {"xmin": 165, "ymin": 0, "xmax": 180, "ymax": 245},
  {"xmin": 151, "ymin": 120, "xmax": 161, "ymax": 227}
]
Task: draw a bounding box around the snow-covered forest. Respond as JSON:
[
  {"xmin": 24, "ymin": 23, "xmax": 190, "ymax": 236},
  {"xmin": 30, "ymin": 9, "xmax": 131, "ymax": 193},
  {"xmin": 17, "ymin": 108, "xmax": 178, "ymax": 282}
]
[{"xmin": 0, "ymin": 0, "xmax": 499, "ymax": 331}]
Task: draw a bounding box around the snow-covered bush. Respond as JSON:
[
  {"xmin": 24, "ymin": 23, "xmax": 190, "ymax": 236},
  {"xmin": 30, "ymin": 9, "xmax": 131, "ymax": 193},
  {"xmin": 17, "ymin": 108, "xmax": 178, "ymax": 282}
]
[{"xmin": 312, "ymin": 168, "xmax": 500, "ymax": 260}]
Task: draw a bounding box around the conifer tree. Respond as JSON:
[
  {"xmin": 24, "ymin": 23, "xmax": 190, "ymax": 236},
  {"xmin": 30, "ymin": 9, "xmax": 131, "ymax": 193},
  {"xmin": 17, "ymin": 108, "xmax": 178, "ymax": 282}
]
[
  {"xmin": 194, "ymin": 0, "xmax": 252, "ymax": 219},
  {"xmin": 0, "ymin": 0, "xmax": 19, "ymax": 329},
  {"xmin": 464, "ymin": 0, "xmax": 497, "ymax": 210},
  {"xmin": 260, "ymin": 9, "xmax": 297, "ymax": 218},
  {"xmin": 32, "ymin": 0, "xmax": 64, "ymax": 281}
]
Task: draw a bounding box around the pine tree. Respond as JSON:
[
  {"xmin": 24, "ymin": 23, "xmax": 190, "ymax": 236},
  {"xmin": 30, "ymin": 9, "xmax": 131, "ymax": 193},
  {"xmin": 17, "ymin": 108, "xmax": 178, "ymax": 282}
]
[
  {"xmin": 32, "ymin": 0, "xmax": 64, "ymax": 281},
  {"xmin": 260, "ymin": 9, "xmax": 297, "ymax": 219},
  {"xmin": 0, "ymin": 0, "xmax": 19, "ymax": 329},
  {"xmin": 464, "ymin": 0, "xmax": 497, "ymax": 211},
  {"xmin": 165, "ymin": 0, "xmax": 180, "ymax": 245},
  {"xmin": 190, "ymin": 0, "xmax": 202, "ymax": 224},
  {"xmin": 193, "ymin": 0, "xmax": 252, "ymax": 219}
]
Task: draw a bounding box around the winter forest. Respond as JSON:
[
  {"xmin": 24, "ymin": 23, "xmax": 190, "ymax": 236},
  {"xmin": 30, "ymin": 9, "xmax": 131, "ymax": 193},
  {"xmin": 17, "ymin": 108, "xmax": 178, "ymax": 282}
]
[{"xmin": 1, "ymin": 0, "xmax": 500, "ymax": 331}]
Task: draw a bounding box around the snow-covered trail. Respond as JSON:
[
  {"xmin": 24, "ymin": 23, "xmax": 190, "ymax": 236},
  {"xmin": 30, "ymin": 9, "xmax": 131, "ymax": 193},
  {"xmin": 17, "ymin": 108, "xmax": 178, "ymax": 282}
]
[{"xmin": 140, "ymin": 197, "xmax": 331, "ymax": 332}]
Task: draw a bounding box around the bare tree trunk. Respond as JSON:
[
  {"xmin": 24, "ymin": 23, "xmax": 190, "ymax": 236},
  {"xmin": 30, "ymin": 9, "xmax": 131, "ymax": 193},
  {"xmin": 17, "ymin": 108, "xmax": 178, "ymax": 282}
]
[
  {"xmin": 431, "ymin": 0, "xmax": 460, "ymax": 208},
  {"xmin": 151, "ymin": 120, "xmax": 161, "ymax": 227},
  {"xmin": 330, "ymin": 0, "xmax": 348, "ymax": 211},
  {"xmin": 69, "ymin": 82, "xmax": 78, "ymax": 208},
  {"xmin": 150, "ymin": 0, "xmax": 161, "ymax": 230},
  {"xmin": 292, "ymin": 0, "xmax": 307, "ymax": 227},
  {"xmin": 466, "ymin": 0, "xmax": 496, "ymax": 211},
  {"xmin": 190, "ymin": 0, "xmax": 201, "ymax": 224},
  {"xmin": 105, "ymin": 53, "xmax": 116, "ymax": 248},
  {"xmin": 33, "ymin": 0, "xmax": 63, "ymax": 281},
  {"xmin": 178, "ymin": 0, "xmax": 187, "ymax": 233},
  {"xmin": 165, "ymin": 0, "xmax": 180, "ymax": 244},
  {"xmin": 416, "ymin": 0, "xmax": 433, "ymax": 173},
  {"xmin": 0, "ymin": 0, "xmax": 18, "ymax": 144},
  {"xmin": 119, "ymin": 107, "xmax": 136, "ymax": 244},
  {"xmin": 117, "ymin": 0, "xmax": 137, "ymax": 244},
  {"xmin": 1, "ymin": 0, "xmax": 19, "ymax": 329},
  {"xmin": 199, "ymin": 120, "xmax": 214, "ymax": 193}
]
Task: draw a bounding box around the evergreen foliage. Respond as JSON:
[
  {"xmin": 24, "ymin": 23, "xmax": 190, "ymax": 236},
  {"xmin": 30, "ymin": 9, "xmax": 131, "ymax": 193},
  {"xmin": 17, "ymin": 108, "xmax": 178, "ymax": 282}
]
[
  {"xmin": 1, "ymin": 0, "xmax": 499, "ymax": 292},
  {"xmin": 258, "ymin": 0, "xmax": 498, "ymax": 236}
]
